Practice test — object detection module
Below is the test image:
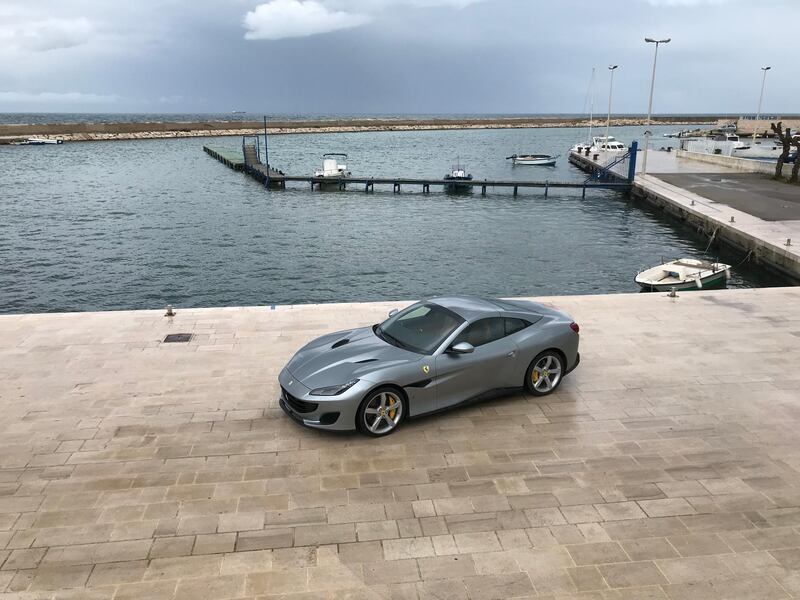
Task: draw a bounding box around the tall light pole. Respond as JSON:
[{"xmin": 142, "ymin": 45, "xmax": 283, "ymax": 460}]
[
  {"xmin": 604, "ymin": 65, "xmax": 619, "ymax": 158},
  {"xmin": 642, "ymin": 37, "xmax": 670, "ymax": 175},
  {"xmin": 755, "ymin": 66, "xmax": 771, "ymax": 141}
]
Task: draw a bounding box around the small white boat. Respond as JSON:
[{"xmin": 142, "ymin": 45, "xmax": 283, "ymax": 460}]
[
  {"xmin": 313, "ymin": 153, "xmax": 350, "ymax": 189},
  {"xmin": 507, "ymin": 154, "xmax": 559, "ymax": 166},
  {"xmin": 19, "ymin": 137, "xmax": 63, "ymax": 145},
  {"xmin": 635, "ymin": 258, "xmax": 731, "ymax": 292}
]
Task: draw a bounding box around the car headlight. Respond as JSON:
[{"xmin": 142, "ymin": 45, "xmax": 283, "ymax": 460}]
[{"xmin": 309, "ymin": 379, "xmax": 360, "ymax": 396}]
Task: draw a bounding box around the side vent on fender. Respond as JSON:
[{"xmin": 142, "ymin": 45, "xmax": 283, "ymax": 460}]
[
  {"xmin": 331, "ymin": 338, "xmax": 350, "ymax": 349},
  {"xmin": 406, "ymin": 379, "xmax": 433, "ymax": 388}
]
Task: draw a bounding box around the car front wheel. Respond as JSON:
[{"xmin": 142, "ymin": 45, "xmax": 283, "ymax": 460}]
[
  {"xmin": 525, "ymin": 351, "xmax": 564, "ymax": 396},
  {"xmin": 356, "ymin": 387, "xmax": 405, "ymax": 437}
]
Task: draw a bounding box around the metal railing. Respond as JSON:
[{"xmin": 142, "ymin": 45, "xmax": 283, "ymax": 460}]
[{"xmin": 585, "ymin": 150, "xmax": 631, "ymax": 183}]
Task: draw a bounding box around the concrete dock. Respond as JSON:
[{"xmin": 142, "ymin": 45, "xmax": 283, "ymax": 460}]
[
  {"xmin": 2, "ymin": 287, "xmax": 800, "ymax": 598},
  {"xmin": 570, "ymin": 149, "xmax": 800, "ymax": 281}
]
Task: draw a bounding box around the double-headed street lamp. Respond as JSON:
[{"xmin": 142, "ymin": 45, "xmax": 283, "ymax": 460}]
[
  {"xmin": 604, "ymin": 65, "xmax": 619, "ymax": 155},
  {"xmin": 642, "ymin": 37, "xmax": 670, "ymax": 175}
]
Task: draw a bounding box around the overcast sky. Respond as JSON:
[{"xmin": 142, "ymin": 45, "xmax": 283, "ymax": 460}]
[{"xmin": 0, "ymin": 0, "xmax": 796, "ymax": 115}]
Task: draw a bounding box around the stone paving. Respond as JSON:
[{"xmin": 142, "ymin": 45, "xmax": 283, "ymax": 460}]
[{"xmin": 1, "ymin": 287, "xmax": 800, "ymax": 599}]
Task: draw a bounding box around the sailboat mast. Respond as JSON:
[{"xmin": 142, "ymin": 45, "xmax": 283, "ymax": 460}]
[{"xmin": 588, "ymin": 68, "xmax": 595, "ymax": 142}]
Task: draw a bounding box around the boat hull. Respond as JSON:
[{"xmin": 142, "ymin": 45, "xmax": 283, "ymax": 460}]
[
  {"xmin": 635, "ymin": 264, "xmax": 729, "ymax": 293},
  {"xmin": 443, "ymin": 183, "xmax": 473, "ymax": 194},
  {"xmin": 313, "ymin": 177, "xmax": 346, "ymax": 191},
  {"xmin": 512, "ymin": 158, "xmax": 557, "ymax": 166},
  {"xmin": 443, "ymin": 175, "xmax": 473, "ymax": 194}
]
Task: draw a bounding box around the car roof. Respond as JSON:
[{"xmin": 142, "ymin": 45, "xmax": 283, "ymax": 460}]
[{"xmin": 427, "ymin": 295, "xmax": 519, "ymax": 321}]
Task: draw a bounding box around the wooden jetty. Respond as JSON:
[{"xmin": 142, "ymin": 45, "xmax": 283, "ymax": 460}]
[
  {"xmin": 203, "ymin": 142, "xmax": 633, "ymax": 196},
  {"xmin": 241, "ymin": 141, "xmax": 286, "ymax": 189},
  {"xmin": 203, "ymin": 146, "xmax": 244, "ymax": 172}
]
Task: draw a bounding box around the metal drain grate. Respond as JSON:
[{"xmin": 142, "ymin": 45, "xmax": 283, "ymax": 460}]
[{"xmin": 163, "ymin": 333, "xmax": 193, "ymax": 343}]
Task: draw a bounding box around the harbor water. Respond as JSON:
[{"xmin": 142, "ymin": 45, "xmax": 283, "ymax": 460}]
[{"xmin": 0, "ymin": 124, "xmax": 788, "ymax": 314}]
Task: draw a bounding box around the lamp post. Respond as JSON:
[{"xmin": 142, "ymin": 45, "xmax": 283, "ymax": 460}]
[
  {"xmin": 641, "ymin": 37, "xmax": 670, "ymax": 175},
  {"xmin": 754, "ymin": 66, "xmax": 771, "ymax": 142},
  {"xmin": 604, "ymin": 65, "xmax": 618, "ymax": 159}
]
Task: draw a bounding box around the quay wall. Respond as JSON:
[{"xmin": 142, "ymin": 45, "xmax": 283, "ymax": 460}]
[
  {"xmin": 567, "ymin": 150, "xmax": 800, "ymax": 282},
  {"xmin": 676, "ymin": 149, "xmax": 776, "ymax": 174},
  {"xmin": 631, "ymin": 177, "xmax": 800, "ymax": 281}
]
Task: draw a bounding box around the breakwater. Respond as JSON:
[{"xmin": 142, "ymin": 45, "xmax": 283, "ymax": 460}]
[{"xmin": 0, "ymin": 116, "xmax": 715, "ymax": 143}]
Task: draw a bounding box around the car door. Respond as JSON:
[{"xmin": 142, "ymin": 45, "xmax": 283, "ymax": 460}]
[{"xmin": 433, "ymin": 317, "xmax": 518, "ymax": 410}]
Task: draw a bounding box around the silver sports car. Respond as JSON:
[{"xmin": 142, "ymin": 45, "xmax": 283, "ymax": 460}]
[{"xmin": 278, "ymin": 296, "xmax": 580, "ymax": 437}]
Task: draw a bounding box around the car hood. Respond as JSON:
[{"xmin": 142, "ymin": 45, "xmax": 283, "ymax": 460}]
[{"xmin": 285, "ymin": 326, "xmax": 421, "ymax": 390}]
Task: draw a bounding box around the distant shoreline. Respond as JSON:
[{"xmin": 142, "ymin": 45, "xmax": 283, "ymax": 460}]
[{"xmin": 0, "ymin": 116, "xmax": 715, "ymax": 143}]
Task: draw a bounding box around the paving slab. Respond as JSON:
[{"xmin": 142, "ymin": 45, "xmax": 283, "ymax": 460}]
[{"xmin": 1, "ymin": 287, "xmax": 800, "ymax": 598}]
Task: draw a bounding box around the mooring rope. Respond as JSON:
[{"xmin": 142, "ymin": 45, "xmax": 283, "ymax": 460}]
[{"xmin": 702, "ymin": 227, "xmax": 719, "ymax": 255}]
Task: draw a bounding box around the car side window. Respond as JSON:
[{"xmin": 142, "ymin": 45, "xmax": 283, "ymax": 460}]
[
  {"xmin": 504, "ymin": 318, "xmax": 530, "ymax": 336},
  {"xmin": 454, "ymin": 318, "xmax": 505, "ymax": 348}
]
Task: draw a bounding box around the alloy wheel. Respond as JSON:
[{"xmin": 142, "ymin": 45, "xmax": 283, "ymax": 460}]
[
  {"xmin": 363, "ymin": 390, "xmax": 403, "ymax": 435},
  {"xmin": 531, "ymin": 354, "xmax": 562, "ymax": 393}
]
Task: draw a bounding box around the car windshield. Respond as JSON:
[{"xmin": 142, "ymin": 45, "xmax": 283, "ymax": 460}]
[{"xmin": 376, "ymin": 303, "xmax": 464, "ymax": 355}]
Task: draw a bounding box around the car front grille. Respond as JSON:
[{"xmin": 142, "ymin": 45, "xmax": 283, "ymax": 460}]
[{"xmin": 281, "ymin": 388, "xmax": 318, "ymax": 413}]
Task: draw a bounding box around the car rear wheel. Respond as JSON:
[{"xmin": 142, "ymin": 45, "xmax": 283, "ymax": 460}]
[
  {"xmin": 525, "ymin": 351, "xmax": 564, "ymax": 396},
  {"xmin": 357, "ymin": 387, "xmax": 405, "ymax": 437}
]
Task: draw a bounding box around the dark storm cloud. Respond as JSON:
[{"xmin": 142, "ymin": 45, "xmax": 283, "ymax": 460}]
[{"xmin": 0, "ymin": 0, "xmax": 795, "ymax": 114}]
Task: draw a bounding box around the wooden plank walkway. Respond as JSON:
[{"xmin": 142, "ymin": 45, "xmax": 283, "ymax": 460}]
[{"xmin": 203, "ymin": 146, "xmax": 244, "ymax": 171}]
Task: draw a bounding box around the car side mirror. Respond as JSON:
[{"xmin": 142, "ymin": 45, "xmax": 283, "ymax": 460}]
[
  {"xmin": 388, "ymin": 308, "xmax": 399, "ymax": 317},
  {"xmin": 448, "ymin": 342, "xmax": 474, "ymax": 354}
]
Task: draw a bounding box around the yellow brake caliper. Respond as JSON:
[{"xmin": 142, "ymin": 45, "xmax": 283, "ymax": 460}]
[
  {"xmin": 532, "ymin": 370, "xmax": 540, "ymax": 383},
  {"xmin": 388, "ymin": 398, "xmax": 397, "ymax": 420}
]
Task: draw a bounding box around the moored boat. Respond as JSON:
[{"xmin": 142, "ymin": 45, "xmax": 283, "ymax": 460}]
[
  {"xmin": 506, "ymin": 154, "xmax": 559, "ymax": 166},
  {"xmin": 15, "ymin": 137, "xmax": 63, "ymax": 145},
  {"xmin": 635, "ymin": 258, "xmax": 731, "ymax": 292},
  {"xmin": 732, "ymin": 139, "xmax": 784, "ymax": 160},
  {"xmin": 592, "ymin": 135, "xmax": 627, "ymax": 152},
  {"xmin": 313, "ymin": 153, "xmax": 350, "ymax": 190},
  {"xmin": 443, "ymin": 163, "xmax": 473, "ymax": 193}
]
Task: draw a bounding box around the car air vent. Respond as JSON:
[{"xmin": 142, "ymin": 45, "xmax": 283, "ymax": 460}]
[
  {"xmin": 331, "ymin": 338, "xmax": 350, "ymax": 349},
  {"xmin": 353, "ymin": 358, "xmax": 377, "ymax": 364}
]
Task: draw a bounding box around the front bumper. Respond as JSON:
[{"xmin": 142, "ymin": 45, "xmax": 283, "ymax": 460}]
[{"xmin": 277, "ymin": 368, "xmax": 366, "ymax": 431}]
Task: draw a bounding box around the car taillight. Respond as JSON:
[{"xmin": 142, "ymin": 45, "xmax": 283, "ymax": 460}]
[{"xmin": 570, "ymin": 322, "xmax": 580, "ymax": 333}]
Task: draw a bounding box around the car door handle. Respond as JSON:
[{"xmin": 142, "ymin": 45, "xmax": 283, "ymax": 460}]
[{"xmin": 506, "ymin": 351, "xmax": 516, "ymax": 358}]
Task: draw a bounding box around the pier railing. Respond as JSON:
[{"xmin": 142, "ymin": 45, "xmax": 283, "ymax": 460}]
[{"xmin": 584, "ymin": 141, "xmax": 638, "ymax": 183}]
